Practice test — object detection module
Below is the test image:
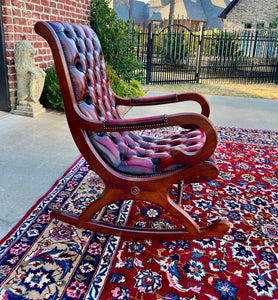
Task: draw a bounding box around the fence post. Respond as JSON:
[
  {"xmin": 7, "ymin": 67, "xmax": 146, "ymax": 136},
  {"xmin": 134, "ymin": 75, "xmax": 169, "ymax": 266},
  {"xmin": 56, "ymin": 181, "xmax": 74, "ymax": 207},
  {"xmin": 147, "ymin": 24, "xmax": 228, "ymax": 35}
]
[
  {"xmin": 146, "ymin": 22, "xmax": 152, "ymax": 85},
  {"xmin": 275, "ymin": 60, "xmax": 278, "ymax": 85},
  {"xmin": 195, "ymin": 25, "xmax": 203, "ymax": 83},
  {"xmin": 250, "ymin": 30, "xmax": 258, "ymax": 79}
]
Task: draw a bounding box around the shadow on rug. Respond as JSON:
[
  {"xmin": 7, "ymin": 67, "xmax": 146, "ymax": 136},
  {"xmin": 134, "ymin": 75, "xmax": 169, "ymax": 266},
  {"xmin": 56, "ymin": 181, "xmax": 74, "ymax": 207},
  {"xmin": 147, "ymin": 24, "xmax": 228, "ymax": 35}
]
[{"xmin": 0, "ymin": 127, "xmax": 278, "ymax": 300}]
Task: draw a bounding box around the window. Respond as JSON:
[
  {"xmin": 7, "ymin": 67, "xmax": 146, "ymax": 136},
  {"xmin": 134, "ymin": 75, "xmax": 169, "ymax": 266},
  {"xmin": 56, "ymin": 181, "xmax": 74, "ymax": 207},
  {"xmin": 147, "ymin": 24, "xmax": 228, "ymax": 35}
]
[
  {"xmin": 269, "ymin": 23, "xmax": 277, "ymax": 29},
  {"xmin": 256, "ymin": 23, "xmax": 264, "ymax": 29},
  {"xmin": 244, "ymin": 23, "xmax": 252, "ymax": 29}
]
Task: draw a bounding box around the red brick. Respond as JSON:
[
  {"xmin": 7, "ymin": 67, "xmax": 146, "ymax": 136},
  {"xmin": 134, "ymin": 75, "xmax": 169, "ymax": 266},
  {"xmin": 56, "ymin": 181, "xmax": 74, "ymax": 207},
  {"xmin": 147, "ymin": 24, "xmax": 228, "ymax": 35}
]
[
  {"xmin": 14, "ymin": 18, "xmax": 27, "ymax": 26},
  {"xmin": 40, "ymin": 0, "xmax": 50, "ymax": 5},
  {"xmin": 4, "ymin": 33, "xmax": 13, "ymax": 41},
  {"xmin": 32, "ymin": 11, "xmax": 41, "ymax": 19},
  {"xmin": 12, "ymin": 7, "xmax": 22, "ymax": 17},
  {"xmin": 26, "ymin": 3, "xmax": 34, "ymax": 10},
  {"xmin": 2, "ymin": 0, "xmax": 12, "ymax": 5},
  {"xmin": 33, "ymin": 41, "xmax": 44, "ymax": 49},
  {"xmin": 51, "ymin": 8, "xmax": 58, "ymax": 15},
  {"xmin": 35, "ymin": 4, "xmax": 43, "ymax": 12},
  {"xmin": 5, "ymin": 42, "xmax": 16, "ymax": 50},
  {"xmin": 3, "ymin": 16, "xmax": 13, "ymax": 24},
  {"xmin": 9, "ymin": 78, "xmax": 17, "ymax": 85},
  {"xmin": 2, "ymin": 6, "xmax": 12, "ymax": 15},
  {"xmin": 43, "ymin": 7, "xmax": 51, "ymax": 14}
]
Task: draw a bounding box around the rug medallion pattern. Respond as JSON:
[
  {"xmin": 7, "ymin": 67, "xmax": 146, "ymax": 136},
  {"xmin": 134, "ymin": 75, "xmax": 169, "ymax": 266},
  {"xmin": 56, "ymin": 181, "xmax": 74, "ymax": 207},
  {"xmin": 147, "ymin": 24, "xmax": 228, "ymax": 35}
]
[{"xmin": 0, "ymin": 127, "xmax": 278, "ymax": 299}]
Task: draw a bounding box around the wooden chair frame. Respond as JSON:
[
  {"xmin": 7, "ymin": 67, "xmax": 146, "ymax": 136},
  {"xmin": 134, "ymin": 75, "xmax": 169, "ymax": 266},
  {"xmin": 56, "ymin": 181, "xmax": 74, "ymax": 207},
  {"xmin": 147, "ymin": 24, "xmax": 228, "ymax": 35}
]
[{"xmin": 35, "ymin": 21, "xmax": 230, "ymax": 240}]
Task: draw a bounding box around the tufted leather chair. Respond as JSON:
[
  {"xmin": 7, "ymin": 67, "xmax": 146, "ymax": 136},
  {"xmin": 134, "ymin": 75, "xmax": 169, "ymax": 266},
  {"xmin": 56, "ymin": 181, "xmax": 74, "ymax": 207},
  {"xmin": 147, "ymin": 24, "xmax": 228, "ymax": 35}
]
[{"xmin": 35, "ymin": 21, "xmax": 230, "ymax": 240}]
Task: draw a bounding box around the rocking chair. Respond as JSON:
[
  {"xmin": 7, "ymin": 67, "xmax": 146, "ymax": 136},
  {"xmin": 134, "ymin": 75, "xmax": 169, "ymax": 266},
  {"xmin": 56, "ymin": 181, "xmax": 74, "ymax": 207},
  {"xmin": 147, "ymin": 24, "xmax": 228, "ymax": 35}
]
[{"xmin": 35, "ymin": 21, "xmax": 230, "ymax": 240}]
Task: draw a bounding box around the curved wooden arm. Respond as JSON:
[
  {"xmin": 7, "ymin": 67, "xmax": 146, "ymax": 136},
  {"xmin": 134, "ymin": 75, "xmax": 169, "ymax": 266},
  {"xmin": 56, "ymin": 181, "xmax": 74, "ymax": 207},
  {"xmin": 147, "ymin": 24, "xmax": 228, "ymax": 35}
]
[
  {"xmin": 74, "ymin": 110, "xmax": 216, "ymax": 165},
  {"xmin": 114, "ymin": 92, "xmax": 210, "ymax": 117},
  {"xmin": 167, "ymin": 113, "xmax": 217, "ymax": 165}
]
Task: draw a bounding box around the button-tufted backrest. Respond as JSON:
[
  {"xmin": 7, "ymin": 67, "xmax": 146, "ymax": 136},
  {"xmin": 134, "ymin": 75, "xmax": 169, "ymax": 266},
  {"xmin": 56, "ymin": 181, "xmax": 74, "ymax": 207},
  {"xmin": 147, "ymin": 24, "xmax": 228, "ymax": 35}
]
[{"xmin": 48, "ymin": 22, "xmax": 121, "ymax": 121}]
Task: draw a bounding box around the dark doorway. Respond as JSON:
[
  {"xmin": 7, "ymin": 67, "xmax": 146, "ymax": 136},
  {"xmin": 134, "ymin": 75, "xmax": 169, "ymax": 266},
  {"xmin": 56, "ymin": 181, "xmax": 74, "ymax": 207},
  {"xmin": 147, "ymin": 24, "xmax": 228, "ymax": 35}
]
[{"xmin": 0, "ymin": 2, "xmax": 11, "ymax": 112}]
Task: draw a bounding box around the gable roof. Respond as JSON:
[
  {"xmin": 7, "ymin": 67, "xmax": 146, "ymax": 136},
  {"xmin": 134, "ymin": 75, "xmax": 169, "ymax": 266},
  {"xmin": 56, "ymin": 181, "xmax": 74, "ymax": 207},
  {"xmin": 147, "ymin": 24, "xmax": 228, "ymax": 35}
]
[
  {"xmin": 219, "ymin": 0, "xmax": 240, "ymax": 18},
  {"xmin": 148, "ymin": 0, "xmax": 232, "ymax": 28},
  {"xmin": 114, "ymin": 0, "xmax": 231, "ymax": 28},
  {"xmin": 154, "ymin": 0, "xmax": 207, "ymax": 22},
  {"xmin": 184, "ymin": 0, "xmax": 207, "ymax": 21},
  {"xmin": 201, "ymin": 0, "xmax": 232, "ymax": 28}
]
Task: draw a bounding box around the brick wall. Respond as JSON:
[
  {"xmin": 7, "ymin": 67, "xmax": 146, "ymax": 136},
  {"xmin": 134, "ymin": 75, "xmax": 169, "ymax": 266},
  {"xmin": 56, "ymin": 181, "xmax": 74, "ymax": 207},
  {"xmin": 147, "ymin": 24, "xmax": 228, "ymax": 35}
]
[
  {"xmin": 222, "ymin": 0, "xmax": 278, "ymax": 31},
  {"xmin": 1, "ymin": 0, "xmax": 91, "ymax": 109}
]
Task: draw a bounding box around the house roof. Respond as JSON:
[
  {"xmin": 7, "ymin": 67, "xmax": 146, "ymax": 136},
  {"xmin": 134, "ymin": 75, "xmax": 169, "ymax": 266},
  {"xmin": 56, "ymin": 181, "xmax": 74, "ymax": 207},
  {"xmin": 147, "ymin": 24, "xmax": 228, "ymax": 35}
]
[
  {"xmin": 210, "ymin": 0, "xmax": 227, "ymax": 8},
  {"xmin": 148, "ymin": 0, "xmax": 232, "ymax": 28},
  {"xmin": 149, "ymin": 0, "xmax": 207, "ymax": 22},
  {"xmin": 149, "ymin": 0, "xmax": 163, "ymax": 7},
  {"xmin": 114, "ymin": 0, "xmax": 231, "ymax": 28},
  {"xmin": 114, "ymin": 0, "xmax": 149, "ymax": 23},
  {"xmin": 201, "ymin": 0, "xmax": 232, "ymax": 28},
  {"xmin": 149, "ymin": 0, "xmax": 170, "ymax": 8},
  {"xmin": 184, "ymin": 0, "xmax": 207, "ymax": 21},
  {"xmin": 218, "ymin": 0, "xmax": 239, "ymax": 18},
  {"xmin": 148, "ymin": 11, "xmax": 162, "ymax": 21}
]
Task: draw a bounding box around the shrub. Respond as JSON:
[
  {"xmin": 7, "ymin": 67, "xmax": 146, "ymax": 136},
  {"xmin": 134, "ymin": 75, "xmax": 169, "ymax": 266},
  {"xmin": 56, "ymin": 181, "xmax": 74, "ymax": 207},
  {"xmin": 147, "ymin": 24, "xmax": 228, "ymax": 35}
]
[
  {"xmin": 40, "ymin": 66, "xmax": 64, "ymax": 112},
  {"xmin": 40, "ymin": 64, "xmax": 144, "ymax": 112},
  {"xmin": 107, "ymin": 65, "xmax": 144, "ymax": 98},
  {"xmin": 91, "ymin": 0, "xmax": 143, "ymax": 82}
]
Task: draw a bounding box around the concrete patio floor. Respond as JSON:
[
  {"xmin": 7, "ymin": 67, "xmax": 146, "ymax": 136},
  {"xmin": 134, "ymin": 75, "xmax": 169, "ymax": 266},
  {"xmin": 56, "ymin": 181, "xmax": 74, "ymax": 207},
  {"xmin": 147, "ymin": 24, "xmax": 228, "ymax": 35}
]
[{"xmin": 0, "ymin": 92, "xmax": 277, "ymax": 240}]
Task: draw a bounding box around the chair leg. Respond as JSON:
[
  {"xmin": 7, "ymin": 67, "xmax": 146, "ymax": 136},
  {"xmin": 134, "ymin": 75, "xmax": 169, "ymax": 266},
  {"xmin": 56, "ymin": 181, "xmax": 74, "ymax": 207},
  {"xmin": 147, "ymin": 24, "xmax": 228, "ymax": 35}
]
[
  {"xmin": 176, "ymin": 180, "xmax": 184, "ymax": 205},
  {"xmin": 78, "ymin": 189, "xmax": 125, "ymax": 224},
  {"xmin": 137, "ymin": 191, "xmax": 229, "ymax": 239},
  {"xmin": 50, "ymin": 188, "xmax": 230, "ymax": 240},
  {"xmin": 51, "ymin": 188, "xmax": 125, "ymax": 227}
]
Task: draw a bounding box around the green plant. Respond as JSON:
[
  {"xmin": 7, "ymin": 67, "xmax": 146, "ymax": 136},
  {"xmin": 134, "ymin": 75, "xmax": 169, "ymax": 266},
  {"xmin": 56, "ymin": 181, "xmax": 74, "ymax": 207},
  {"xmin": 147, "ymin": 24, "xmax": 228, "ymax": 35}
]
[
  {"xmin": 40, "ymin": 66, "xmax": 64, "ymax": 112},
  {"xmin": 40, "ymin": 64, "xmax": 144, "ymax": 113},
  {"xmin": 210, "ymin": 31, "xmax": 242, "ymax": 60},
  {"xmin": 91, "ymin": 0, "xmax": 143, "ymax": 82},
  {"xmin": 161, "ymin": 30, "xmax": 189, "ymax": 65},
  {"xmin": 107, "ymin": 64, "xmax": 144, "ymax": 98}
]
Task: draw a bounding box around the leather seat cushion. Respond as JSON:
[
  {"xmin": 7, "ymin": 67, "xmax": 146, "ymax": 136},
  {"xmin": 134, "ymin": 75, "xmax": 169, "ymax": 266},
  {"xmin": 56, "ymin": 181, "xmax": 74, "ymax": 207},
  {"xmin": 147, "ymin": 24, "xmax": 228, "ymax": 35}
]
[{"xmin": 88, "ymin": 128, "xmax": 206, "ymax": 175}]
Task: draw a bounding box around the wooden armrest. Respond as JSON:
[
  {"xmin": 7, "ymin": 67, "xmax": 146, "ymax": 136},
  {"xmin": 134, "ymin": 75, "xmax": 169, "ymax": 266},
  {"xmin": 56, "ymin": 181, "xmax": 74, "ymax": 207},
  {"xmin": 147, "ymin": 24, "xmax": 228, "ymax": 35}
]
[
  {"xmin": 75, "ymin": 108, "xmax": 216, "ymax": 165},
  {"xmin": 167, "ymin": 113, "xmax": 217, "ymax": 165},
  {"xmin": 114, "ymin": 92, "xmax": 210, "ymax": 117}
]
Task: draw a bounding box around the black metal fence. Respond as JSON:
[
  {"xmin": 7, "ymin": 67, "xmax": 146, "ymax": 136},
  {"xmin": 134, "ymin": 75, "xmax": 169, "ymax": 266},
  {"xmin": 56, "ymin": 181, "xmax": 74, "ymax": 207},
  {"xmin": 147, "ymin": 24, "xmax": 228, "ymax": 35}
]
[{"xmin": 134, "ymin": 23, "xmax": 278, "ymax": 84}]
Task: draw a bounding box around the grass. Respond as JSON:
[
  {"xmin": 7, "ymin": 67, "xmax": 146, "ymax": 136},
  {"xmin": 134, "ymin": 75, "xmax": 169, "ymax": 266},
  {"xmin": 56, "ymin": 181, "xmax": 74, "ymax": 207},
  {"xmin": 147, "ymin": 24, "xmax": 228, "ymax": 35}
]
[{"xmin": 147, "ymin": 82, "xmax": 278, "ymax": 100}]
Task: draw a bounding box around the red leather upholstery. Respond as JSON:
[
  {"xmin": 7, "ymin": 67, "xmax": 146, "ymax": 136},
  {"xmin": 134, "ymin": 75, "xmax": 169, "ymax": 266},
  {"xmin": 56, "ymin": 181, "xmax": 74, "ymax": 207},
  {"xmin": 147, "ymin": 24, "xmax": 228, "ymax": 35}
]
[
  {"xmin": 89, "ymin": 128, "xmax": 206, "ymax": 175},
  {"xmin": 47, "ymin": 22, "xmax": 207, "ymax": 175}
]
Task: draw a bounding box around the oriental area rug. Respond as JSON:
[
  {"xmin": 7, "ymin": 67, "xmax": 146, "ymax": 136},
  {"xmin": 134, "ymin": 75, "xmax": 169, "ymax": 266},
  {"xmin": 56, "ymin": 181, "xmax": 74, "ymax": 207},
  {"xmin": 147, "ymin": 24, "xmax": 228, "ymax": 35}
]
[{"xmin": 1, "ymin": 126, "xmax": 278, "ymax": 300}]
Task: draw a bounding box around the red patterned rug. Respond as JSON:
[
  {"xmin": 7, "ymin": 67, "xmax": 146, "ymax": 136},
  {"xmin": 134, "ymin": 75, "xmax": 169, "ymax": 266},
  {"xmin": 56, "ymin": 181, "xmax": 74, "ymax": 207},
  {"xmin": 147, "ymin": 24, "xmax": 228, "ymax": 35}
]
[{"xmin": 1, "ymin": 127, "xmax": 278, "ymax": 300}]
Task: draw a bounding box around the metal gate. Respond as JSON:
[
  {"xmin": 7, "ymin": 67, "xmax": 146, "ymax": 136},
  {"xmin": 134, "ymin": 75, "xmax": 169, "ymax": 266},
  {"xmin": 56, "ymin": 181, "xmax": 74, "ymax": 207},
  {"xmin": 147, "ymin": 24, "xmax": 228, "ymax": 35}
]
[
  {"xmin": 145, "ymin": 24, "xmax": 202, "ymax": 84},
  {"xmin": 136, "ymin": 23, "xmax": 278, "ymax": 85}
]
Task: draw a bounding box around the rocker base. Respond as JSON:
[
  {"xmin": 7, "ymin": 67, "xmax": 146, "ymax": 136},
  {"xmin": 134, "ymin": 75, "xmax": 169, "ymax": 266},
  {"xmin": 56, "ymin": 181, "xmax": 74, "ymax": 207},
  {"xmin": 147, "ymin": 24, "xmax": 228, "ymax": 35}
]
[{"xmin": 50, "ymin": 210, "xmax": 230, "ymax": 240}]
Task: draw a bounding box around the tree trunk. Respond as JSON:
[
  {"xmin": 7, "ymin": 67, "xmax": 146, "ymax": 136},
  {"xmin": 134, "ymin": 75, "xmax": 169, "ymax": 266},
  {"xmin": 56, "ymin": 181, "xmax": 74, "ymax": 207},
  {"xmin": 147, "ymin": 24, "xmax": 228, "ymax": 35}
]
[
  {"xmin": 168, "ymin": 0, "xmax": 175, "ymax": 26},
  {"xmin": 129, "ymin": 0, "xmax": 133, "ymax": 20}
]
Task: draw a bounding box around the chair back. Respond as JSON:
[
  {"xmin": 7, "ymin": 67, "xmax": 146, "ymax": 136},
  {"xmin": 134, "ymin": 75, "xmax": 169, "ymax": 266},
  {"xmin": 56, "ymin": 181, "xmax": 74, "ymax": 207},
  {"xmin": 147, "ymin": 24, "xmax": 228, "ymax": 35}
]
[
  {"xmin": 43, "ymin": 22, "xmax": 121, "ymax": 121},
  {"xmin": 35, "ymin": 21, "xmax": 216, "ymax": 178}
]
